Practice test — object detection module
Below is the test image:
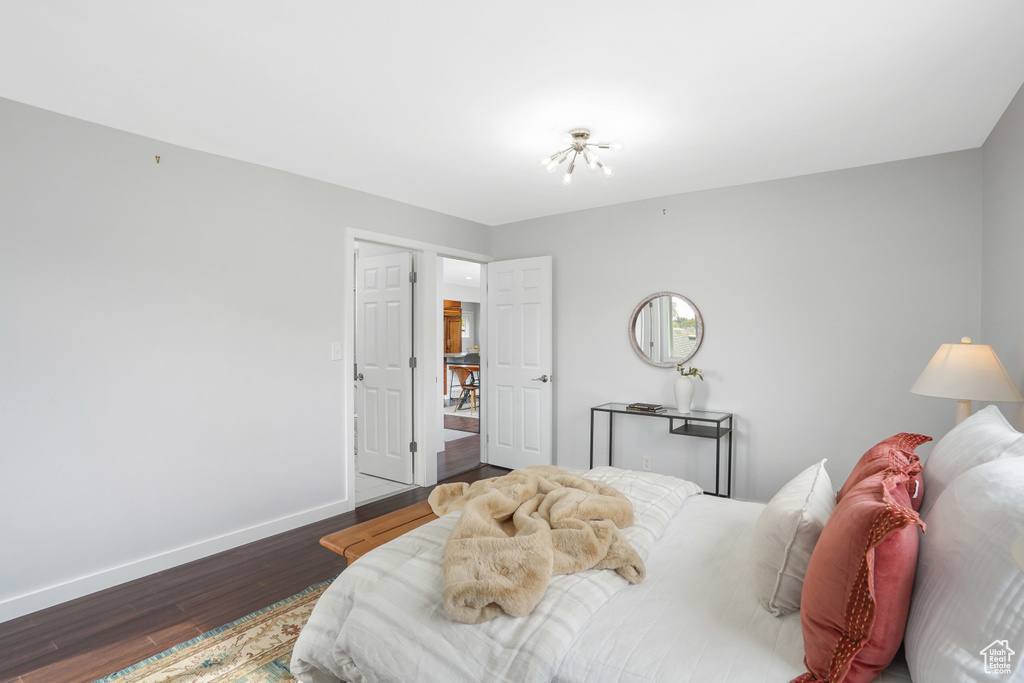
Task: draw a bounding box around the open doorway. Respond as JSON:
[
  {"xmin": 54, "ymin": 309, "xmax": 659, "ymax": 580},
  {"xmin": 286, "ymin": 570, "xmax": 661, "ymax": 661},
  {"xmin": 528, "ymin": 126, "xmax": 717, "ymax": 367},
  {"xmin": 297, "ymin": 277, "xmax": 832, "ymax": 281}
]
[
  {"xmin": 438, "ymin": 257, "xmax": 482, "ymax": 479},
  {"xmin": 341, "ymin": 228, "xmax": 494, "ymax": 512}
]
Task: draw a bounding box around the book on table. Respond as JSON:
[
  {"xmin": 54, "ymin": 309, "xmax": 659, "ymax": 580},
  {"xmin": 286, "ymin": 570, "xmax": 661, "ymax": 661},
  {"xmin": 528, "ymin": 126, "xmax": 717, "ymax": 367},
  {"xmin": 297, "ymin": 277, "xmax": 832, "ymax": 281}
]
[{"xmin": 625, "ymin": 402, "xmax": 665, "ymax": 413}]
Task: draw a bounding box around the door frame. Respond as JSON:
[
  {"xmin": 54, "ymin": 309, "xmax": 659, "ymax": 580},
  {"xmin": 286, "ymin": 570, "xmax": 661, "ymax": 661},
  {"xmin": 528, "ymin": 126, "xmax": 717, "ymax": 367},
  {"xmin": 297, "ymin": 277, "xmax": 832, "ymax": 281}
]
[{"xmin": 343, "ymin": 228, "xmax": 491, "ymax": 508}]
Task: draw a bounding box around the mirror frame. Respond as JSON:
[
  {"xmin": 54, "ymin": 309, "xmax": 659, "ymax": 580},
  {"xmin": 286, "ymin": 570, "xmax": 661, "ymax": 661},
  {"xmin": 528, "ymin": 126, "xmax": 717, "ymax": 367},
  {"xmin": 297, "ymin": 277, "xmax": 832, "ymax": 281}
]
[{"xmin": 628, "ymin": 291, "xmax": 704, "ymax": 368}]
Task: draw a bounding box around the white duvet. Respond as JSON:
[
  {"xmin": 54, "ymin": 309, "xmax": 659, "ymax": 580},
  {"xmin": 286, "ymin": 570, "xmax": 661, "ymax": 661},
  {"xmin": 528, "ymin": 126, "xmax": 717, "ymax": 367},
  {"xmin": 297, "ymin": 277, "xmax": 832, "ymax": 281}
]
[
  {"xmin": 553, "ymin": 495, "xmax": 910, "ymax": 683},
  {"xmin": 291, "ymin": 468, "xmax": 701, "ymax": 683},
  {"xmin": 291, "ymin": 468, "xmax": 912, "ymax": 683}
]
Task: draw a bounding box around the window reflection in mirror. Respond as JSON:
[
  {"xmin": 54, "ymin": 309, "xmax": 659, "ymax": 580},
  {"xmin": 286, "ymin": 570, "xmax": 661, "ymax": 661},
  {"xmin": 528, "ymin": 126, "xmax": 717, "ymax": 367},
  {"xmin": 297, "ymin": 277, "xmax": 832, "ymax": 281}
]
[{"xmin": 629, "ymin": 292, "xmax": 703, "ymax": 367}]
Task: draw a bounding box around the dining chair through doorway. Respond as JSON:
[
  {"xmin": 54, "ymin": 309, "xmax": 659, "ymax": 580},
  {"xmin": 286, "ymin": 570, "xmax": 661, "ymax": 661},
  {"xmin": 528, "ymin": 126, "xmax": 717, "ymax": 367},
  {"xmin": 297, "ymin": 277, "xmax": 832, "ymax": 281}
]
[{"xmin": 452, "ymin": 366, "xmax": 479, "ymax": 414}]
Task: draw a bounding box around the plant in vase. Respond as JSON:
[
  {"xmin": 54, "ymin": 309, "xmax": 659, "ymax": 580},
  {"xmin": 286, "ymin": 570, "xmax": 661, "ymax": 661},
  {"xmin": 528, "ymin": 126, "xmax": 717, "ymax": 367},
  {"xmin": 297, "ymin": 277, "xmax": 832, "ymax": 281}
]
[{"xmin": 674, "ymin": 364, "xmax": 703, "ymax": 414}]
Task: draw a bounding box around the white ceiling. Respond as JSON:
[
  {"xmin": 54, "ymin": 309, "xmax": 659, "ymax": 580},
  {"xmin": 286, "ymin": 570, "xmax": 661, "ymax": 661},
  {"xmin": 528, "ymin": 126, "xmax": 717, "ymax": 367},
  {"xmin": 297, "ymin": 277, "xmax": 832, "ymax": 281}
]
[
  {"xmin": 442, "ymin": 258, "xmax": 481, "ymax": 287},
  {"xmin": 3, "ymin": 2, "xmax": 1024, "ymax": 226}
]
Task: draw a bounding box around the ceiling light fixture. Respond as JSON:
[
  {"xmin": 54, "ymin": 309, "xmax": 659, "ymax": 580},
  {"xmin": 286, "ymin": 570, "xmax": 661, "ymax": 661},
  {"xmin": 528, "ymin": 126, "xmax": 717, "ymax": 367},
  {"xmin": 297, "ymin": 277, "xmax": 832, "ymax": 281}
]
[{"xmin": 541, "ymin": 128, "xmax": 622, "ymax": 186}]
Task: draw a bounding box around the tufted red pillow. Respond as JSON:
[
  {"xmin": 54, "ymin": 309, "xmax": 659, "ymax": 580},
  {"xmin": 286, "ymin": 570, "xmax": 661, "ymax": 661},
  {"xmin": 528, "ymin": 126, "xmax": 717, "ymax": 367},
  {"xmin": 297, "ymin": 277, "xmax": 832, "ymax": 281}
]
[
  {"xmin": 837, "ymin": 433, "xmax": 930, "ymax": 511},
  {"xmin": 792, "ymin": 470, "xmax": 923, "ymax": 683}
]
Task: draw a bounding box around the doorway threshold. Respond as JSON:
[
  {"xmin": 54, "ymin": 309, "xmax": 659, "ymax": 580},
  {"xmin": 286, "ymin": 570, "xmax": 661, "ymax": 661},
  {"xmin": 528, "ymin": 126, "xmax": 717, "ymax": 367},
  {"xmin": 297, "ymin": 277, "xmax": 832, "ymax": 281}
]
[{"xmin": 355, "ymin": 472, "xmax": 418, "ymax": 507}]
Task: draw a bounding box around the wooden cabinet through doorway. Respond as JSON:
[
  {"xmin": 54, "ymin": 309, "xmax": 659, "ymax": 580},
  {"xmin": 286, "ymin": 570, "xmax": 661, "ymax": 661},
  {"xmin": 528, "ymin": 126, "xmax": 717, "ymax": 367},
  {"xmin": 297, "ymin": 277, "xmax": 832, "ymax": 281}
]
[{"xmin": 444, "ymin": 300, "xmax": 462, "ymax": 355}]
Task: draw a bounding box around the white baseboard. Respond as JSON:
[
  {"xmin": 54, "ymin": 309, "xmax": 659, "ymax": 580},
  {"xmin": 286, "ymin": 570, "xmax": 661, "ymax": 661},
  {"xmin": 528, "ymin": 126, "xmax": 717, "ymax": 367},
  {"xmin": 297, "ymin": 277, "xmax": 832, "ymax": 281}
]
[{"xmin": 0, "ymin": 497, "xmax": 354, "ymax": 624}]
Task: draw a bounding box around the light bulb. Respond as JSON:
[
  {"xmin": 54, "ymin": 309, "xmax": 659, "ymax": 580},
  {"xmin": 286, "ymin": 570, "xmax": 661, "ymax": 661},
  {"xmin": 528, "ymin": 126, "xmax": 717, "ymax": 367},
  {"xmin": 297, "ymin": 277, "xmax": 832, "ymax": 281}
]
[
  {"xmin": 602, "ymin": 165, "xmax": 614, "ymax": 177},
  {"xmin": 561, "ymin": 152, "xmax": 577, "ymax": 185},
  {"xmin": 543, "ymin": 150, "xmax": 570, "ymax": 172}
]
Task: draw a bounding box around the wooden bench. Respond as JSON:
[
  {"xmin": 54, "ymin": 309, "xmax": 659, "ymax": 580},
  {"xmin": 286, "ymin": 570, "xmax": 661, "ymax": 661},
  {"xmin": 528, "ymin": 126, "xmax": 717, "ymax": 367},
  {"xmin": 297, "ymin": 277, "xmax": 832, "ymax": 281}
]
[{"xmin": 320, "ymin": 500, "xmax": 439, "ymax": 563}]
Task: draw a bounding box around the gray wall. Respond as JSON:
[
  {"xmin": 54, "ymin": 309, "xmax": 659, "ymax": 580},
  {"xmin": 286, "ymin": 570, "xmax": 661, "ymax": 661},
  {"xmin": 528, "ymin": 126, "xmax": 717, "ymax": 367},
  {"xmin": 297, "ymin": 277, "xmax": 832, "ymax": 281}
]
[
  {"xmin": 982, "ymin": 82, "xmax": 1024, "ymax": 429},
  {"xmin": 0, "ymin": 98, "xmax": 487, "ymax": 620},
  {"xmin": 490, "ymin": 151, "xmax": 984, "ymax": 501}
]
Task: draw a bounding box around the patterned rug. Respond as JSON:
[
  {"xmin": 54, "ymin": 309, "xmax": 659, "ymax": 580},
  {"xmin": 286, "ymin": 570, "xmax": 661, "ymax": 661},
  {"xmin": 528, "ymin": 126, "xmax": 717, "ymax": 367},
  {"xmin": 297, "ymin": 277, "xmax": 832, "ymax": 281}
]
[{"xmin": 94, "ymin": 581, "xmax": 330, "ymax": 683}]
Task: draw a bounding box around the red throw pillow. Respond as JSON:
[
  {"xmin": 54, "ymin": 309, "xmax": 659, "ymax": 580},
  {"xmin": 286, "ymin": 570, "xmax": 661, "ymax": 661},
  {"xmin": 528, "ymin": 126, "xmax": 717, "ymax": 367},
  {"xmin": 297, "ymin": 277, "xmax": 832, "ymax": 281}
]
[
  {"xmin": 837, "ymin": 433, "xmax": 930, "ymax": 511},
  {"xmin": 792, "ymin": 471, "xmax": 923, "ymax": 683}
]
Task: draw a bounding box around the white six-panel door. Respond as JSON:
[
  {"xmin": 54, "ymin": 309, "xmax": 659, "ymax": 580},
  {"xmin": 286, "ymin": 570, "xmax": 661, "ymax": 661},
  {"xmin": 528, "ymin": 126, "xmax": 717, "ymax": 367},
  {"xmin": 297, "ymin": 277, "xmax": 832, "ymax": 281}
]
[
  {"xmin": 356, "ymin": 252, "xmax": 414, "ymax": 484},
  {"xmin": 486, "ymin": 256, "xmax": 552, "ymax": 469}
]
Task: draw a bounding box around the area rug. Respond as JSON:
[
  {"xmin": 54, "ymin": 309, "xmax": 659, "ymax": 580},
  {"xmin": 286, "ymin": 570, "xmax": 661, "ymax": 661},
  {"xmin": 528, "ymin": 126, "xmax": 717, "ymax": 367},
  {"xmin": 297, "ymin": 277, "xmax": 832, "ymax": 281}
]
[
  {"xmin": 94, "ymin": 581, "xmax": 330, "ymax": 683},
  {"xmin": 443, "ymin": 402, "xmax": 479, "ymax": 418}
]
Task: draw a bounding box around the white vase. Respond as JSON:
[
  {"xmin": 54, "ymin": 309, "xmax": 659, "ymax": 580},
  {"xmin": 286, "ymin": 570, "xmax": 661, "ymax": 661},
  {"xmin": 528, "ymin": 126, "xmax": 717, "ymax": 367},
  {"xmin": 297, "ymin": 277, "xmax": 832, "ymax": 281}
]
[{"xmin": 674, "ymin": 375, "xmax": 695, "ymax": 413}]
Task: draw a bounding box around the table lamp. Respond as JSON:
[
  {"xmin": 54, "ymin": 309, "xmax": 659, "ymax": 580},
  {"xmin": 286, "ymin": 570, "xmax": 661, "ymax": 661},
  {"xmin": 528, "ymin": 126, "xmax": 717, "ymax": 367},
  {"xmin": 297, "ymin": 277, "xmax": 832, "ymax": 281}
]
[{"xmin": 910, "ymin": 337, "xmax": 1024, "ymax": 424}]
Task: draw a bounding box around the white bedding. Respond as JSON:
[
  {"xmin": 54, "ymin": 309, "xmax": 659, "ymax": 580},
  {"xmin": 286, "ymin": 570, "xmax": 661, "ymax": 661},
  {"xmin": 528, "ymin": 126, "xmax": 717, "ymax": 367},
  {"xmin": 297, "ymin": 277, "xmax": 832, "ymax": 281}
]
[
  {"xmin": 554, "ymin": 495, "xmax": 807, "ymax": 682},
  {"xmin": 291, "ymin": 468, "xmax": 701, "ymax": 683},
  {"xmin": 553, "ymin": 494, "xmax": 910, "ymax": 682},
  {"xmin": 292, "ymin": 469, "xmax": 913, "ymax": 683}
]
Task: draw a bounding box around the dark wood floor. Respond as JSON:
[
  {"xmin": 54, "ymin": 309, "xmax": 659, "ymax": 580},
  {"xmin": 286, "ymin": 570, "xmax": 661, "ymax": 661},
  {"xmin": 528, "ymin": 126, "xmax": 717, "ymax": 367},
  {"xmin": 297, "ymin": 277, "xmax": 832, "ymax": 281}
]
[
  {"xmin": 443, "ymin": 413, "xmax": 479, "ymax": 433},
  {"xmin": 0, "ymin": 463, "xmax": 509, "ymax": 683},
  {"xmin": 437, "ymin": 434, "xmax": 480, "ymax": 480}
]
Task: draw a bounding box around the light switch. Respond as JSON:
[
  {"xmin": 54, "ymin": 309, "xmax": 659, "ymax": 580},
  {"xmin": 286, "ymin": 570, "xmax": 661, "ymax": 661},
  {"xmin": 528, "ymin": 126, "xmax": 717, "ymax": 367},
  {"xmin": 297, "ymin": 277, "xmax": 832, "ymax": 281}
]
[{"xmin": 331, "ymin": 342, "xmax": 343, "ymax": 361}]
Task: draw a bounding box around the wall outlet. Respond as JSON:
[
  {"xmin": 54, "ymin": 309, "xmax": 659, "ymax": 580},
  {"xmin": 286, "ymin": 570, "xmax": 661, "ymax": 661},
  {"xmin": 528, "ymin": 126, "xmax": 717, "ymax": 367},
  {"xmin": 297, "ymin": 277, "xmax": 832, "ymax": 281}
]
[{"xmin": 642, "ymin": 455, "xmax": 652, "ymax": 471}]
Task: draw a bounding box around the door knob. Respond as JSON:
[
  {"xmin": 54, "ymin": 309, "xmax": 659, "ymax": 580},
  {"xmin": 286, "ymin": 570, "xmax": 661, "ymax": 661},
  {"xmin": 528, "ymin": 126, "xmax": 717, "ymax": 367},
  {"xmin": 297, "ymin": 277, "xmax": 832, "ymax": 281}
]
[
  {"xmin": 356, "ymin": 372, "xmax": 364, "ymax": 381},
  {"xmin": 531, "ymin": 374, "xmax": 550, "ymax": 383}
]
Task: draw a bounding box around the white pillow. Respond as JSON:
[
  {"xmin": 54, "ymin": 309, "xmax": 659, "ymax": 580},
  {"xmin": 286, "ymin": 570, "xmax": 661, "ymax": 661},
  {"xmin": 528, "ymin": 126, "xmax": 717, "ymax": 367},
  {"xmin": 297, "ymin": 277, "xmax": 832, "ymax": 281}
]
[
  {"xmin": 750, "ymin": 459, "xmax": 835, "ymax": 616},
  {"xmin": 919, "ymin": 404, "xmax": 1024, "ymax": 520},
  {"xmin": 905, "ymin": 457, "xmax": 1024, "ymax": 681}
]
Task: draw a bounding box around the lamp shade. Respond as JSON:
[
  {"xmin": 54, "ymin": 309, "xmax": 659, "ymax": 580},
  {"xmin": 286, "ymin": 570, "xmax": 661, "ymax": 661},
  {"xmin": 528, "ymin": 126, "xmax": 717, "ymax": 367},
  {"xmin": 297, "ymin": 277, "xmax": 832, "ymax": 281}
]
[{"xmin": 910, "ymin": 339, "xmax": 1024, "ymax": 403}]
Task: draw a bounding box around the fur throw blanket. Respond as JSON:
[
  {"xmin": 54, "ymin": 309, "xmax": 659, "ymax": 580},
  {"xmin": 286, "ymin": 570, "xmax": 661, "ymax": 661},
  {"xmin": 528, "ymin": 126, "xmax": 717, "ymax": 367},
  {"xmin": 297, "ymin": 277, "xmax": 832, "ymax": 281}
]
[{"xmin": 427, "ymin": 465, "xmax": 645, "ymax": 624}]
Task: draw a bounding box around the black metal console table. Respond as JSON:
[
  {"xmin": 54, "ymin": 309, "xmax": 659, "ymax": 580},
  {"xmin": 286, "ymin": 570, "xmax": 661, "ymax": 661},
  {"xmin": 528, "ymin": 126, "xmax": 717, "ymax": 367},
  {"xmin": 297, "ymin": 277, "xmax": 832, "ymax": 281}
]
[{"xmin": 589, "ymin": 403, "xmax": 734, "ymax": 497}]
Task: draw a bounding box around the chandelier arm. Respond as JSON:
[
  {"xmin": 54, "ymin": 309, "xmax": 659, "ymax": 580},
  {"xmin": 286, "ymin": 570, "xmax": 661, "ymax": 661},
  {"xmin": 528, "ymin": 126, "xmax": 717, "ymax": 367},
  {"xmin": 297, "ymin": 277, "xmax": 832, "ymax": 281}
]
[
  {"xmin": 543, "ymin": 146, "xmax": 574, "ymax": 163},
  {"xmin": 543, "ymin": 146, "xmax": 576, "ymax": 172},
  {"xmin": 561, "ymin": 151, "xmax": 579, "ymax": 186}
]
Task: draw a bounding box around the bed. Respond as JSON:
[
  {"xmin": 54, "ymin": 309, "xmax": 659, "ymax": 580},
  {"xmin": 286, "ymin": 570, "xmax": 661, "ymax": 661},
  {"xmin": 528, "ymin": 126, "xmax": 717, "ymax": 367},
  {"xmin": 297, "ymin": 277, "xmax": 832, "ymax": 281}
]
[{"xmin": 292, "ymin": 406, "xmax": 1024, "ymax": 682}]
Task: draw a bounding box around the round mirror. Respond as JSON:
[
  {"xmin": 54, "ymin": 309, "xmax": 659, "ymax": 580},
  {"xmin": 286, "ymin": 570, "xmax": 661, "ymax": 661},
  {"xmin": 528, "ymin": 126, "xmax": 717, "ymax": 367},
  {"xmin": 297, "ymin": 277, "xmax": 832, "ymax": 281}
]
[{"xmin": 628, "ymin": 292, "xmax": 704, "ymax": 367}]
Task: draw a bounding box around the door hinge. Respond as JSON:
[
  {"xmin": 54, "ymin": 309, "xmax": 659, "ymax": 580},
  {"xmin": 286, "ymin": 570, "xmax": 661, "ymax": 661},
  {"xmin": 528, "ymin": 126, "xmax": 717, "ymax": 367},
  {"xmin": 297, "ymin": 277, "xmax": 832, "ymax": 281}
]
[
  {"xmin": 410, "ymin": 441, "xmax": 418, "ymax": 453},
  {"xmin": 409, "ymin": 271, "xmax": 417, "ymax": 283},
  {"xmin": 409, "ymin": 356, "xmax": 417, "ymax": 368}
]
